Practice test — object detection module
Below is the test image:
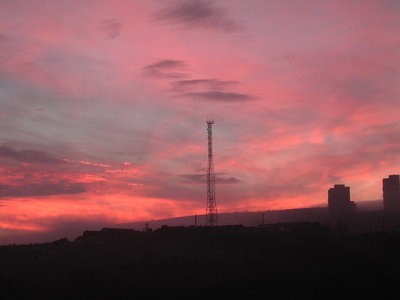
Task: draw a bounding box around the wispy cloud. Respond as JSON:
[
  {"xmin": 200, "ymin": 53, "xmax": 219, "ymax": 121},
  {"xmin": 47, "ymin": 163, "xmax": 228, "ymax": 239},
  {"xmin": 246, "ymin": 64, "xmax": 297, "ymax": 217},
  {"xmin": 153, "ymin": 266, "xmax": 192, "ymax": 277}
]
[
  {"xmin": 97, "ymin": 19, "xmax": 122, "ymax": 39},
  {"xmin": 170, "ymin": 79, "xmax": 237, "ymax": 91},
  {"xmin": 154, "ymin": 0, "xmax": 242, "ymax": 32},
  {"xmin": 0, "ymin": 146, "xmax": 66, "ymax": 164},
  {"xmin": 0, "ymin": 181, "xmax": 85, "ymax": 198},
  {"xmin": 143, "ymin": 59, "xmax": 188, "ymax": 78},
  {"xmin": 0, "ymin": 33, "xmax": 20, "ymax": 65},
  {"xmin": 180, "ymin": 173, "xmax": 241, "ymax": 184},
  {"xmin": 1, "ymin": 0, "xmax": 400, "ymax": 241},
  {"xmin": 144, "ymin": 60, "xmax": 254, "ymax": 103},
  {"xmin": 184, "ymin": 91, "xmax": 255, "ymax": 102}
]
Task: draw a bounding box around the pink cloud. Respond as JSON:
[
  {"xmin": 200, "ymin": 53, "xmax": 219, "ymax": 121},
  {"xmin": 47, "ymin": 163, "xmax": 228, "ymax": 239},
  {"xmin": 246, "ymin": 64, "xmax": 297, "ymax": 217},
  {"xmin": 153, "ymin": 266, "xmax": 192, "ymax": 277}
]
[{"xmin": 0, "ymin": 0, "xmax": 399, "ymax": 242}]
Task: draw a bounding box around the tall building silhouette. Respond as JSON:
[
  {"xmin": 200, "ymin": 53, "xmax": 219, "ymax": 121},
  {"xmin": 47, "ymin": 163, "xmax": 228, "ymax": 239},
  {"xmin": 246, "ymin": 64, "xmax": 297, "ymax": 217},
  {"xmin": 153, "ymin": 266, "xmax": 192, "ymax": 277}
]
[
  {"xmin": 383, "ymin": 175, "xmax": 400, "ymax": 213},
  {"xmin": 328, "ymin": 184, "xmax": 356, "ymax": 229}
]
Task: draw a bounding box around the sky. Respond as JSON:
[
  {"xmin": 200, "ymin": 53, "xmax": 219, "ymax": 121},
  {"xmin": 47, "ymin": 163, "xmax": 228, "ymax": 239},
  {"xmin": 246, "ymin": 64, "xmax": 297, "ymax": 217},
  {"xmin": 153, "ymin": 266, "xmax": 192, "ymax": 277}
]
[{"xmin": 0, "ymin": 0, "xmax": 400, "ymax": 243}]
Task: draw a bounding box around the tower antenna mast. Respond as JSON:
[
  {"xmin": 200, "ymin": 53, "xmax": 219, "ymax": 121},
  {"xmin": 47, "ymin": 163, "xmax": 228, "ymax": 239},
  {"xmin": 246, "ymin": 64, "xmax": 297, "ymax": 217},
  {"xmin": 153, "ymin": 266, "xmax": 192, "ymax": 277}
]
[{"xmin": 206, "ymin": 120, "xmax": 217, "ymax": 226}]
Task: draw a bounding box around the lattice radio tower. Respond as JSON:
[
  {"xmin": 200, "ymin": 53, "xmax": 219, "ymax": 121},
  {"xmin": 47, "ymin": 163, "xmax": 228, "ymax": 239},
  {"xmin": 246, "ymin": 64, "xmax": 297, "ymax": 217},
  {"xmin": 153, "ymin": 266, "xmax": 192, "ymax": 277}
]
[{"xmin": 206, "ymin": 120, "xmax": 217, "ymax": 226}]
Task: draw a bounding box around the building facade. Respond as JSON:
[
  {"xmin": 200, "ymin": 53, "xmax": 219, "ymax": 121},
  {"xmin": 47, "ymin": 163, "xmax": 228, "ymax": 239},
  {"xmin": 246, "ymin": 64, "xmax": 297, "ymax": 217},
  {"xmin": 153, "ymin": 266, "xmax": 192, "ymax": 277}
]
[
  {"xmin": 383, "ymin": 175, "xmax": 400, "ymax": 214},
  {"xmin": 328, "ymin": 184, "xmax": 356, "ymax": 229}
]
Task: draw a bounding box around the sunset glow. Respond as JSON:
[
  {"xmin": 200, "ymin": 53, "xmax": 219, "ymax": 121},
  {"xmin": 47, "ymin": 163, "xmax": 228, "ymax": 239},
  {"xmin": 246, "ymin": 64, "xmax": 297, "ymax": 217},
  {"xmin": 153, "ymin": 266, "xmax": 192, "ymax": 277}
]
[{"xmin": 1, "ymin": 0, "xmax": 400, "ymax": 243}]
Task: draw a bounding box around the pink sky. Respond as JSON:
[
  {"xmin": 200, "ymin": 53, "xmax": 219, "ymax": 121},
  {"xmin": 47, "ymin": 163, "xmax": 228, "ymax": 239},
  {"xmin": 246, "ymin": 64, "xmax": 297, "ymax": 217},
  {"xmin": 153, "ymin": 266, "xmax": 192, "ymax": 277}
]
[{"xmin": 1, "ymin": 0, "xmax": 400, "ymax": 243}]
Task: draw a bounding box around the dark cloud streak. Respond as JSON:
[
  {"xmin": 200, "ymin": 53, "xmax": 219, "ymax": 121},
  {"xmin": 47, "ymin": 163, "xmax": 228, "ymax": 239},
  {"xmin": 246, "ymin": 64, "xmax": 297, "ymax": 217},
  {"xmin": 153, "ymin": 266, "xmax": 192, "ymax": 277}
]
[
  {"xmin": 184, "ymin": 91, "xmax": 255, "ymax": 102},
  {"xmin": 0, "ymin": 181, "xmax": 86, "ymax": 198},
  {"xmin": 0, "ymin": 146, "xmax": 66, "ymax": 164},
  {"xmin": 180, "ymin": 174, "xmax": 241, "ymax": 184},
  {"xmin": 170, "ymin": 79, "xmax": 237, "ymax": 91},
  {"xmin": 144, "ymin": 61, "xmax": 252, "ymax": 104},
  {"xmin": 143, "ymin": 59, "xmax": 188, "ymax": 78},
  {"xmin": 154, "ymin": 0, "xmax": 242, "ymax": 32}
]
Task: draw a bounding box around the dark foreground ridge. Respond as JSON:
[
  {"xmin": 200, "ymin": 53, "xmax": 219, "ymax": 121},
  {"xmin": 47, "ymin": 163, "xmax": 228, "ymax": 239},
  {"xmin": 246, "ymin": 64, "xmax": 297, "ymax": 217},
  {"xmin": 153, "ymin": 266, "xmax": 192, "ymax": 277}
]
[{"xmin": 1, "ymin": 223, "xmax": 400, "ymax": 299}]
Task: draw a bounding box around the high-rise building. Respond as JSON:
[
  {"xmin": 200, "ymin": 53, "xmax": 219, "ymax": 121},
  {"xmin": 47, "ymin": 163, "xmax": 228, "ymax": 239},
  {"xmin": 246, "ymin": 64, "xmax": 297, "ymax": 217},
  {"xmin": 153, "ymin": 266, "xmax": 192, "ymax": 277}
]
[
  {"xmin": 383, "ymin": 175, "xmax": 400, "ymax": 213},
  {"xmin": 328, "ymin": 184, "xmax": 356, "ymax": 228}
]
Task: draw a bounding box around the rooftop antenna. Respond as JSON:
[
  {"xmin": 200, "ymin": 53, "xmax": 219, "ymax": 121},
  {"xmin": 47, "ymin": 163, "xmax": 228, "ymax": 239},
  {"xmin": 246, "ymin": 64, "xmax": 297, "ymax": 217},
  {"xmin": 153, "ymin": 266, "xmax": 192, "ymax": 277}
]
[{"xmin": 206, "ymin": 120, "xmax": 217, "ymax": 226}]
